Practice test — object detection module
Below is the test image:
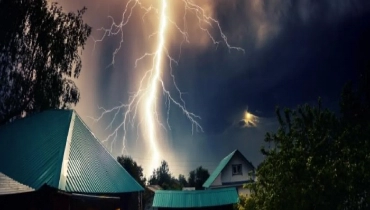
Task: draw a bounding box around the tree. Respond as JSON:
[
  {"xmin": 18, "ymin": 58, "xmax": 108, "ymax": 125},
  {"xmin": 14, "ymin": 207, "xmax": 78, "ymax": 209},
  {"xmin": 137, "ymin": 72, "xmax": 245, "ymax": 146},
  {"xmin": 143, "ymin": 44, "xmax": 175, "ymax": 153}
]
[
  {"xmin": 0, "ymin": 0, "xmax": 91, "ymax": 125},
  {"xmin": 148, "ymin": 160, "xmax": 173, "ymax": 190},
  {"xmin": 148, "ymin": 160, "xmax": 184, "ymax": 190},
  {"xmin": 187, "ymin": 166, "xmax": 210, "ymax": 190},
  {"xmin": 246, "ymin": 74, "xmax": 370, "ymax": 210},
  {"xmin": 178, "ymin": 174, "xmax": 188, "ymax": 188},
  {"xmin": 117, "ymin": 155, "xmax": 146, "ymax": 187},
  {"xmin": 234, "ymin": 194, "xmax": 256, "ymax": 210},
  {"xmin": 117, "ymin": 156, "xmax": 147, "ymax": 209}
]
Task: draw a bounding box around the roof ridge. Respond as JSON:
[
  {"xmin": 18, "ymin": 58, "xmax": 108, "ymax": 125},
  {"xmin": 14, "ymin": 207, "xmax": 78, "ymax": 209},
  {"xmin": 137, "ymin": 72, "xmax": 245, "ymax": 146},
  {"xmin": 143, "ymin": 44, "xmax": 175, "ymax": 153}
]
[{"xmin": 58, "ymin": 111, "xmax": 76, "ymax": 190}]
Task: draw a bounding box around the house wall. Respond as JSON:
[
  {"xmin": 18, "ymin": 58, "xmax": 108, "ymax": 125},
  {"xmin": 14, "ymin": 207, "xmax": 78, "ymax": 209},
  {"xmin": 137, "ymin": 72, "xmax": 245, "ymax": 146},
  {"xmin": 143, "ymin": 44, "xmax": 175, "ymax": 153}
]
[
  {"xmin": 220, "ymin": 153, "xmax": 254, "ymax": 184},
  {"xmin": 210, "ymin": 173, "xmax": 222, "ymax": 187}
]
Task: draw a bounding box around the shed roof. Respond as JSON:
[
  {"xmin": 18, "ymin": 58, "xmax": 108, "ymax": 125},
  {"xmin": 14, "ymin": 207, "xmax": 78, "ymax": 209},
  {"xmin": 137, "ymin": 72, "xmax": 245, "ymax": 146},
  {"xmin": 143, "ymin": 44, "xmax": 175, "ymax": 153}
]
[
  {"xmin": 0, "ymin": 109, "xmax": 143, "ymax": 194},
  {"xmin": 152, "ymin": 187, "xmax": 239, "ymax": 208},
  {"xmin": 203, "ymin": 149, "xmax": 254, "ymax": 188}
]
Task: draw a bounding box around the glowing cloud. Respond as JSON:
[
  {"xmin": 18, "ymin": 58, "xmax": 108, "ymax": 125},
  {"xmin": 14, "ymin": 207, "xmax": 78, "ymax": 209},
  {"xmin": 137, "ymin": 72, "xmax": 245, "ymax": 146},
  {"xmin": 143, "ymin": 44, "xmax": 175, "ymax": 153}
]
[{"xmin": 239, "ymin": 110, "xmax": 259, "ymax": 128}]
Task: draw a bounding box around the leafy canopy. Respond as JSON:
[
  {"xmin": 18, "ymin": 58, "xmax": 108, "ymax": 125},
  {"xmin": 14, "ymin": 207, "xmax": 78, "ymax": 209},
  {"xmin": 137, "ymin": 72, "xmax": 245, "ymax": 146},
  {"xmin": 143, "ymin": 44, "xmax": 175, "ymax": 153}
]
[
  {"xmin": 0, "ymin": 0, "xmax": 91, "ymax": 124},
  {"xmin": 187, "ymin": 166, "xmax": 210, "ymax": 190},
  {"xmin": 246, "ymin": 67, "xmax": 370, "ymax": 209},
  {"xmin": 148, "ymin": 160, "xmax": 181, "ymax": 190}
]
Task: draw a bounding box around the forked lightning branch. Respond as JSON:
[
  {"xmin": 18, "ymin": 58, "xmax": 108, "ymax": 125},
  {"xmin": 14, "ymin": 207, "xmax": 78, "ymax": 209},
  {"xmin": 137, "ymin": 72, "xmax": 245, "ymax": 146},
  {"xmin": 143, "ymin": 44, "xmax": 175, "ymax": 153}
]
[{"xmin": 92, "ymin": 0, "xmax": 244, "ymax": 172}]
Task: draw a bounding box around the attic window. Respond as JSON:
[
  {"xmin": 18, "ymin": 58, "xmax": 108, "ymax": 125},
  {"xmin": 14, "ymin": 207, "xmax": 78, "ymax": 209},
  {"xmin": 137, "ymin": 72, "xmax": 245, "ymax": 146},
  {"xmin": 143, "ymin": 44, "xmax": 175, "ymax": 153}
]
[{"xmin": 232, "ymin": 164, "xmax": 242, "ymax": 175}]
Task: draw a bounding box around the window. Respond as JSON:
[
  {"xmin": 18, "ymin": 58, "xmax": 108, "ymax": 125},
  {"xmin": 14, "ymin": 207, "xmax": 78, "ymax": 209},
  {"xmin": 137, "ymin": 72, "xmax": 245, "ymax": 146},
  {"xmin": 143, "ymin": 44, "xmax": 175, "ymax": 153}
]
[{"xmin": 232, "ymin": 164, "xmax": 242, "ymax": 175}]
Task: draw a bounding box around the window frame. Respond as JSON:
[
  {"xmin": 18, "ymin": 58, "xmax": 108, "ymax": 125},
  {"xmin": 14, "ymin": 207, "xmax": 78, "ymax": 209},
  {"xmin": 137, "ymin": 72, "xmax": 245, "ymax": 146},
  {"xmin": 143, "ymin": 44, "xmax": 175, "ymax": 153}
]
[{"xmin": 232, "ymin": 164, "xmax": 242, "ymax": 175}]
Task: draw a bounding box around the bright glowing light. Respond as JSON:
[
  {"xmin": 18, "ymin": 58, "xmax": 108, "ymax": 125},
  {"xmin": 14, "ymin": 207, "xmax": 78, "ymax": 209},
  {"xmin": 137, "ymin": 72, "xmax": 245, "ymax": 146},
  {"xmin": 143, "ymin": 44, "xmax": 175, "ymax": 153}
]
[
  {"xmin": 242, "ymin": 111, "xmax": 259, "ymax": 127},
  {"xmin": 92, "ymin": 0, "xmax": 244, "ymax": 173},
  {"xmin": 145, "ymin": 0, "xmax": 167, "ymax": 171}
]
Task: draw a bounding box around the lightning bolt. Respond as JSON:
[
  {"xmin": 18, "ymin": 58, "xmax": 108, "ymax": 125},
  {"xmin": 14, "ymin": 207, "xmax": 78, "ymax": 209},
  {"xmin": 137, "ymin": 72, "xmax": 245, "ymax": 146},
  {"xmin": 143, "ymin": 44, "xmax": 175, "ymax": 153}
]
[
  {"xmin": 92, "ymin": 0, "xmax": 244, "ymax": 173},
  {"xmin": 145, "ymin": 0, "xmax": 167, "ymax": 171}
]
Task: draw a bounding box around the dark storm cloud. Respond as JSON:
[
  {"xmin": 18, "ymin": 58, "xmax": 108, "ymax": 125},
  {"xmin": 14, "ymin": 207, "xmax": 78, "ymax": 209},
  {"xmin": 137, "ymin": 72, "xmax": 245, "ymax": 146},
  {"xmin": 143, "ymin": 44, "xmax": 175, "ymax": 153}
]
[{"xmin": 174, "ymin": 0, "xmax": 370, "ymax": 134}]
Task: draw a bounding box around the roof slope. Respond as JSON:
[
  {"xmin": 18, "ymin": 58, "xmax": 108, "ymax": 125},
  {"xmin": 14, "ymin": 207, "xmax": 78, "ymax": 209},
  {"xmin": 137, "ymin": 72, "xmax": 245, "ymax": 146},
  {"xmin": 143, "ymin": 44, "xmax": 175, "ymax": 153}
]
[
  {"xmin": 152, "ymin": 188, "xmax": 239, "ymax": 208},
  {"xmin": 203, "ymin": 149, "xmax": 254, "ymax": 188},
  {"xmin": 0, "ymin": 172, "xmax": 34, "ymax": 195},
  {"xmin": 0, "ymin": 109, "xmax": 143, "ymax": 194},
  {"xmin": 0, "ymin": 110, "xmax": 72, "ymax": 190},
  {"xmin": 64, "ymin": 113, "xmax": 143, "ymax": 193}
]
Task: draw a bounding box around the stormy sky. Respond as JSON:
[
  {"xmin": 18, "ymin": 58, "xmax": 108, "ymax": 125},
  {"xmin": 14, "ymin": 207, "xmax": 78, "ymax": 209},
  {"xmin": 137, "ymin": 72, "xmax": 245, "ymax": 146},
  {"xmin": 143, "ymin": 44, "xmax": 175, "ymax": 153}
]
[{"xmin": 55, "ymin": 0, "xmax": 370, "ymax": 177}]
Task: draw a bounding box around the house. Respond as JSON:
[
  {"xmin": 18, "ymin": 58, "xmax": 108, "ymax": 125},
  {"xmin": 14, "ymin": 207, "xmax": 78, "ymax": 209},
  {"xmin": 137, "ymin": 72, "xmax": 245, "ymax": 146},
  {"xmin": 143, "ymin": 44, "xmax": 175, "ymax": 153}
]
[
  {"xmin": 203, "ymin": 149, "xmax": 255, "ymax": 195},
  {"xmin": 0, "ymin": 109, "xmax": 144, "ymax": 209},
  {"xmin": 152, "ymin": 187, "xmax": 239, "ymax": 210}
]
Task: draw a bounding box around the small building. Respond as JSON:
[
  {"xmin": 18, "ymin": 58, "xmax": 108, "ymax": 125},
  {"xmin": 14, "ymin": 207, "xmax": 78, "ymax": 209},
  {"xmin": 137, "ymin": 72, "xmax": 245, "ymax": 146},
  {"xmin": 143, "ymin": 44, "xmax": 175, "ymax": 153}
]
[
  {"xmin": 203, "ymin": 149, "xmax": 255, "ymax": 195},
  {"xmin": 0, "ymin": 109, "xmax": 144, "ymax": 209},
  {"xmin": 152, "ymin": 187, "xmax": 239, "ymax": 210}
]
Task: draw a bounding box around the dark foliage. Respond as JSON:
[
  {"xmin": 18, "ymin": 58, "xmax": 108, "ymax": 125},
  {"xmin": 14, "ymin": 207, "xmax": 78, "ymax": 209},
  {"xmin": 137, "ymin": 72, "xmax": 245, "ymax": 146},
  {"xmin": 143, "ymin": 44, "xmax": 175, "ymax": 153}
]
[
  {"xmin": 188, "ymin": 166, "xmax": 210, "ymax": 190},
  {"xmin": 117, "ymin": 155, "xmax": 146, "ymax": 187},
  {"xmin": 246, "ymin": 66, "xmax": 370, "ymax": 209},
  {"xmin": 0, "ymin": 0, "xmax": 91, "ymax": 124}
]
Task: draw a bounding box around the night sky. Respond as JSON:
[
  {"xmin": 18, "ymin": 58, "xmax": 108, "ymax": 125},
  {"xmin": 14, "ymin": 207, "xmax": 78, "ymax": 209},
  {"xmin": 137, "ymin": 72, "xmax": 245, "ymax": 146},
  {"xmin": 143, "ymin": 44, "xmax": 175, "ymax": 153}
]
[{"xmin": 56, "ymin": 0, "xmax": 370, "ymax": 177}]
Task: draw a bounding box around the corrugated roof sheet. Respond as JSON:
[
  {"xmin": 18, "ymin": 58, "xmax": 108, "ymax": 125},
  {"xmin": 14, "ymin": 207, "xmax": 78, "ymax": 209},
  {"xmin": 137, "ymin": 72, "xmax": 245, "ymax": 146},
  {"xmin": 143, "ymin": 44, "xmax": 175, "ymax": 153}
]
[
  {"xmin": 0, "ymin": 109, "xmax": 143, "ymax": 194},
  {"xmin": 152, "ymin": 188, "xmax": 239, "ymax": 208},
  {"xmin": 203, "ymin": 149, "xmax": 255, "ymax": 188},
  {"xmin": 0, "ymin": 172, "xmax": 34, "ymax": 195},
  {"xmin": 65, "ymin": 113, "xmax": 143, "ymax": 193},
  {"xmin": 0, "ymin": 110, "xmax": 72, "ymax": 190}
]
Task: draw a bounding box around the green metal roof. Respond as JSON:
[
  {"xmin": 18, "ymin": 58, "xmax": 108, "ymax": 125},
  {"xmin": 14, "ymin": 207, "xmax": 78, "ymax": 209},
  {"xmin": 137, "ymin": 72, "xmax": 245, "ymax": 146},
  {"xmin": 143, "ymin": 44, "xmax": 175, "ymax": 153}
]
[
  {"xmin": 152, "ymin": 188, "xmax": 239, "ymax": 208},
  {"xmin": 0, "ymin": 109, "xmax": 143, "ymax": 194},
  {"xmin": 202, "ymin": 150, "xmax": 236, "ymax": 188},
  {"xmin": 0, "ymin": 110, "xmax": 72, "ymax": 190},
  {"xmin": 203, "ymin": 149, "xmax": 255, "ymax": 188}
]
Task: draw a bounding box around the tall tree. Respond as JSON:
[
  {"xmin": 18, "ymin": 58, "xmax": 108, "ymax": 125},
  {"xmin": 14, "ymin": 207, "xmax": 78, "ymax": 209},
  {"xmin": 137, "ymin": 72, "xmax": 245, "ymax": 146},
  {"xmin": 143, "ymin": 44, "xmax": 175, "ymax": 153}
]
[
  {"xmin": 0, "ymin": 0, "xmax": 91, "ymax": 124},
  {"xmin": 148, "ymin": 160, "xmax": 182, "ymax": 190},
  {"xmin": 246, "ymin": 68, "xmax": 370, "ymax": 210},
  {"xmin": 188, "ymin": 166, "xmax": 210, "ymax": 190},
  {"xmin": 148, "ymin": 160, "xmax": 172, "ymax": 189},
  {"xmin": 117, "ymin": 155, "xmax": 146, "ymax": 187}
]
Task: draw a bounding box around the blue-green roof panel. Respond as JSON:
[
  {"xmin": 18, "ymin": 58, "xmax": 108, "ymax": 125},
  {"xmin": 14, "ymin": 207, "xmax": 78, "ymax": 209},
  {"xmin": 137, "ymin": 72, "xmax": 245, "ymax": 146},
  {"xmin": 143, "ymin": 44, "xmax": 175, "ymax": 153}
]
[
  {"xmin": 202, "ymin": 150, "xmax": 236, "ymax": 188},
  {"xmin": 0, "ymin": 109, "xmax": 143, "ymax": 194},
  {"xmin": 0, "ymin": 110, "xmax": 71, "ymax": 190},
  {"xmin": 65, "ymin": 114, "xmax": 143, "ymax": 193},
  {"xmin": 153, "ymin": 188, "xmax": 239, "ymax": 208}
]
